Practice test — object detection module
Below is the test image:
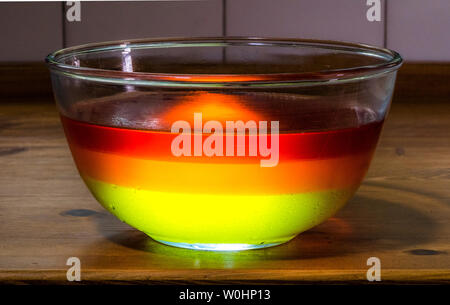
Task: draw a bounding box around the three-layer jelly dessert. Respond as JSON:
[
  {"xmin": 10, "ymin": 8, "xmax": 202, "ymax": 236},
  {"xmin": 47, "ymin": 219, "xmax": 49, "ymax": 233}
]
[{"xmin": 61, "ymin": 91, "xmax": 383, "ymax": 250}]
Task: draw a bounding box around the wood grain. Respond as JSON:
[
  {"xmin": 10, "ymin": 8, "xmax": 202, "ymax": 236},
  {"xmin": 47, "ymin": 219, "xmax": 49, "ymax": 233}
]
[{"xmin": 0, "ymin": 65, "xmax": 449, "ymax": 284}]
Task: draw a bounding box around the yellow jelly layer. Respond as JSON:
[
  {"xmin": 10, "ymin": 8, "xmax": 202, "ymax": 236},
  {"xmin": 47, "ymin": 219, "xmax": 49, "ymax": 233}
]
[{"xmin": 83, "ymin": 175, "xmax": 356, "ymax": 245}]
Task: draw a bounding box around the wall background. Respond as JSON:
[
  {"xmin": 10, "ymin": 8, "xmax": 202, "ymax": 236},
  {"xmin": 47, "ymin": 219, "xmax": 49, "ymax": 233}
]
[{"xmin": 0, "ymin": 0, "xmax": 449, "ymax": 62}]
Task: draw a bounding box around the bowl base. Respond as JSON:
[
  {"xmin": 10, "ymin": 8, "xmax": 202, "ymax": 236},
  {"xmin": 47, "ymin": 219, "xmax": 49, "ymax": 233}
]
[{"xmin": 153, "ymin": 239, "xmax": 290, "ymax": 251}]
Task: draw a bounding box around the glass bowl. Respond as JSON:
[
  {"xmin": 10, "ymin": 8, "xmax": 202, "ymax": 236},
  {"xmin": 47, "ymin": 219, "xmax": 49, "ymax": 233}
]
[{"xmin": 46, "ymin": 37, "xmax": 402, "ymax": 251}]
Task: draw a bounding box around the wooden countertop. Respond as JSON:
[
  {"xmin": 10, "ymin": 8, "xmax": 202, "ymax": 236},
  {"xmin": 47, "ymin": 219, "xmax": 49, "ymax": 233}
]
[{"xmin": 0, "ymin": 64, "xmax": 449, "ymax": 284}]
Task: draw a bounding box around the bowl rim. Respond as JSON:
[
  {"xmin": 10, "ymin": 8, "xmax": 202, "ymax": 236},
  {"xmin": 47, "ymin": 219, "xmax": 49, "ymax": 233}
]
[{"xmin": 45, "ymin": 37, "xmax": 403, "ymax": 87}]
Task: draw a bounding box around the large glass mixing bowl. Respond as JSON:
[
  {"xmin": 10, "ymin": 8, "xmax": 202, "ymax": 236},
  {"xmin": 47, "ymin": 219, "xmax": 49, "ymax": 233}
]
[{"xmin": 46, "ymin": 37, "xmax": 402, "ymax": 251}]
